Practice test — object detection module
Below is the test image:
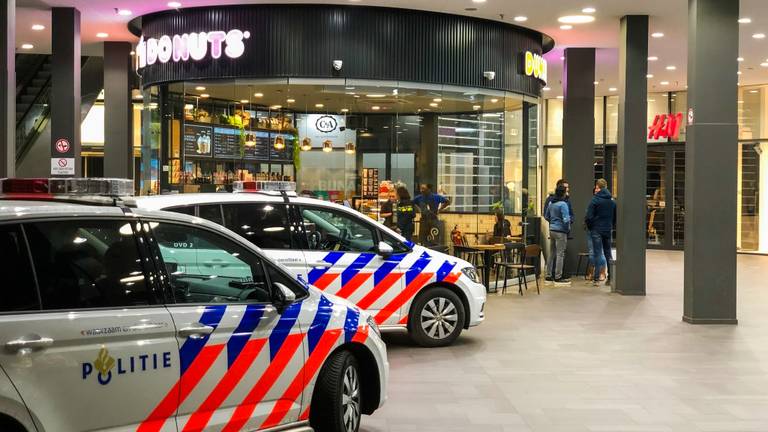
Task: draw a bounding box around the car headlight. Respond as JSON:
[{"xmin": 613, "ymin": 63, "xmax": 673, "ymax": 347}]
[
  {"xmin": 366, "ymin": 315, "xmax": 381, "ymax": 338},
  {"xmin": 461, "ymin": 266, "xmax": 479, "ymax": 283}
]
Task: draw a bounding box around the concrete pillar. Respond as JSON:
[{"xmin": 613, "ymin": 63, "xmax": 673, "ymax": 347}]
[
  {"xmin": 0, "ymin": 0, "xmax": 14, "ymax": 177},
  {"xmin": 615, "ymin": 15, "xmax": 648, "ymax": 296},
  {"xmin": 50, "ymin": 7, "xmax": 81, "ymax": 177},
  {"xmin": 103, "ymin": 42, "xmax": 133, "ymax": 179},
  {"xmin": 561, "ymin": 48, "xmax": 595, "ymax": 275},
  {"xmin": 684, "ymin": 0, "xmax": 738, "ymax": 324}
]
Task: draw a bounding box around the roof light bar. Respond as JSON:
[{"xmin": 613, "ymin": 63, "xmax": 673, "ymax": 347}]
[{"xmin": 233, "ymin": 180, "xmax": 297, "ymax": 193}]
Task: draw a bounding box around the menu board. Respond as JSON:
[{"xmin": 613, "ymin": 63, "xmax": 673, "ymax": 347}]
[
  {"xmin": 183, "ymin": 124, "xmax": 213, "ymax": 158},
  {"xmin": 270, "ymin": 133, "xmax": 295, "ymax": 161},
  {"xmin": 362, "ymin": 168, "xmax": 380, "ymax": 199},
  {"xmin": 243, "ymin": 131, "xmax": 271, "ymax": 160},
  {"xmin": 213, "ymin": 126, "xmax": 240, "ymax": 158}
]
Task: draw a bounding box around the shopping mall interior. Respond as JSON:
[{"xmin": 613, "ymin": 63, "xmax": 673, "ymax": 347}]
[{"xmin": 1, "ymin": 1, "xmax": 768, "ymax": 431}]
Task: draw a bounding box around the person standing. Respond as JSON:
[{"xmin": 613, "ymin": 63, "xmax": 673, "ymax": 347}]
[
  {"xmin": 544, "ymin": 179, "xmax": 575, "ymax": 277},
  {"xmin": 413, "ymin": 183, "xmax": 450, "ymax": 245},
  {"xmin": 544, "ymin": 185, "xmax": 571, "ymax": 286},
  {"xmin": 585, "ymin": 178, "xmax": 616, "ymax": 286},
  {"xmin": 395, "ymin": 186, "xmax": 416, "ymax": 241}
]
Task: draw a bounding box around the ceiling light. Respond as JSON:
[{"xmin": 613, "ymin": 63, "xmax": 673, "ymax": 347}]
[
  {"xmin": 608, "ymin": 87, "xmax": 617, "ymax": 92},
  {"xmin": 556, "ymin": 96, "xmax": 564, "ymax": 99},
  {"xmin": 490, "ymin": 98, "xmax": 499, "ymax": 103},
  {"xmin": 286, "ymin": 98, "xmax": 295, "ymax": 103},
  {"xmin": 648, "ymin": 56, "xmax": 658, "ymax": 61},
  {"xmin": 270, "ymin": 105, "xmax": 282, "ymax": 109},
  {"xmin": 581, "ymin": 7, "xmax": 596, "ymax": 14},
  {"xmin": 761, "ymin": 62, "xmax": 768, "ymax": 67},
  {"xmin": 367, "ymin": 94, "xmax": 386, "ymax": 98},
  {"xmin": 753, "ymin": 33, "xmax": 766, "ymax": 39},
  {"xmin": 560, "ymin": 25, "xmax": 573, "ymax": 30},
  {"xmin": 429, "ymin": 102, "xmax": 438, "ymax": 107},
  {"xmin": 593, "ymin": 81, "xmax": 599, "ymax": 85},
  {"xmin": 371, "ymin": 106, "xmax": 381, "ymax": 110},
  {"xmin": 472, "ymin": 0, "xmax": 486, "ymax": 3},
  {"xmin": 558, "ymin": 15, "xmax": 595, "ymax": 24},
  {"xmin": 738, "ymin": 18, "xmax": 752, "ymax": 24},
  {"xmin": 116, "ymin": 9, "xmax": 132, "ymax": 16},
  {"xmin": 543, "ymin": 87, "xmax": 551, "ymax": 91},
  {"xmin": 513, "ymin": 16, "xmax": 528, "ymax": 22},
  {"xmin": 750, "ymin": 89, "xmax": 759, "ymax": 93},
  {"xmin": 130, "ymin": 50, "xmax": 135, "ymax": 55},
  {"xmin": 738, "ymin": 57, "xmax": 744, "ymax": 62},
  {"xmin": 433, "ymin": 98, "xmax": 442, "ymax": 102},
  {"xmin": 254, "ymin": 92, "xmax": 264, "ymax": 97},
  {"xmin": 473, "ymin": 104, "xmax": 482, "ymax": 109},
  {"xmin": 341, "ymin": 108, "xmax": 349, "ymax": 113},
  {"xmin": 666, "ymin": 65, "xmax": 676, "ymax": 70},
  {"xmin": 31, "ymin": 24, "xmax": 45, "ymax": 31},
  {"xmin": 240, "ymin": 99, "xmax": 249, "ymax": 104},
  {"xmin": 96, "ymin": 32, "xmax": 109, "ymax": 38},
  {"xmin": 194, "ymin": 86, "xmax": 205, "ymax": 91},
  {"xmin": 660, "ymin": 81, "xmax": 669, "ymax": 86},
  {"xmin": 560, "ymin": 56, "xmax": 565, "ymax": 60},
  {"xmin": 200, "ymin": 93, "xmax": 210, "ymax": 98},
  {"xmin": 738, "ymin": 100, "xmax": 744, "ymax": 104},
  {"xmin": 738, "ymin": 71, "xmax": 742, "ymax": 75},
  {"xmin": 651, "ymin": 32, "xmax": 664, "ymax": 38},
  {"xmin": 646, "ymin": 74, "xmax": 654, "ymax": 78},
  {"xmin": 167, "ymin": 1, "xmax": 182, "ymax": 8},
  {"xmin": 20, "ymin": 43, "xmax": 33, "ymax": 50},
  {"xmin": 315, "ymin": 103, "xmax": 324, "ymax": 108}
]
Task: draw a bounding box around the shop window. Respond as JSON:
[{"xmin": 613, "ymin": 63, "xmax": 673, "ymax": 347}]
[
  {"xmin": 0, "ymin": 224, "xmax": 39, "ymax": 312},
  {"xmin": 222, "ymin": 203, "xmax": 294, "ymax": 249},
  {"xmin": 25, "ymin": 220, "xmax": 154, "ymax": 310},
  {"xmin": 545, "ymin": 99, "xmax": 563, "ymax": 145},
  {"xmin": 605, "ymin": 96, "xmax": 619, "ymax": 144},
  {"xmin": 301, "ymin": 207, "xmax": 376, "ymax": 253},
  {"xmin": 151, "ymin": 222, "xmax": 270, "ymax": 304}
]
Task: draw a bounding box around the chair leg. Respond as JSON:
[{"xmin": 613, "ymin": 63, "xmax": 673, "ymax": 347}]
[
  {"xmin": 535, "ymin": 271, "xmax": 540, "ymax": 295},
  {"xmin": 502, "ymin": 266, "xmax": 509, "ymax": 295},
  {"xmin": 494, "ymin": 265, "xmax": 500, "ymax": 294},
  {"xmin": 517, "ymin": 270, "xmax": 523, "ymax": 296},
  {"xmin": 523, "ymin": 269, "xmax": 529, "ymax": 292}
]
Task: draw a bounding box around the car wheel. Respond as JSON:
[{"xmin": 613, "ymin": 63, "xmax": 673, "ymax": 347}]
[
  {"xmin": 408, "ymin": 287, "xmax": 465, "ymax": 347},
  {"xmin": 310, "ymin": 350, "xmax": 362, "ymax": 432}
]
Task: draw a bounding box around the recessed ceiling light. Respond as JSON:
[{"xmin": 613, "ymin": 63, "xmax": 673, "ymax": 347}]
[
  {"xmin": 433, "ymin": 98, "xmax": 442, "ymax": 102},
  {"xmin": 542, "ymin": 87, "xmax": 551, "ymax": 91},
  {"xmin": 270, "ymin": 105, "xmax": 282, "ymax": 109},
  {"xmin": 167, "ymin": 1, "xmax": 182, "ymax": 8},
  {"xmin": 560, "ymin": 56, "xmax": 565, "ymax": 60},
  {"xmin": 239, "ymin": 99, "xmax": 249, "ymax": 104},
  {"xmin": 341, "ymin": 108, "xmax": 349, "ymax": 113},
  {"xmin": 556, "ymin": 95, "xmax": 564, "ymax": 99},
  {"xmin": 116, "ymin": 9, "xmax": 132, "ymax": 16},
  {"xmin": 581, "ymin": 7, "xmax": 596, "ymax": 14},
  {"xmin": 738, "ymin": 100, "xmax": 744, "ymax": 103},
  {"xmin": 558, "ymin": 15, "xmax": 595, "ymax": 24},
  {"xmin": 429, "ymin": 102, "xmax": 438, "ymax": 107},
  {"xmin": 608, "ymin": 87, "xmax": 617, "ymax": 92},
  {"xmin": 315, "ymin": 103, "xmax": 324, "ymax": 108},
  {"xmin": 560, "ymin": 25, "xmax": 573, "ymax": 30},
  {"xmin": 254, "ymin": 92, "xmax": 264, "ymax": 97},
  {"xmin": 753, "ymin": 33, "xmax": 766, "ymax": 39},
  {"xmin": 760, "ymin": 62, "xmax": 768, "ymax": 67},
  {"xmin": 367, "ymin": 94, "xmax": 386, "ymax": 98},
  {"xmin": 750, "ymin": 89, "xmax": 759, "ymax": 93},
  {"xmin": 666, "ymin": 65, "xmax": 676, "ymax": 70},
  {"xmin": 129, "ymin": 50, "xmax": 135, "ymax": 55},
  {"xmin": 200, "ymin": 93, "xmax": 210, "ymax": 98},
  {"xmin": 194, "ymin": 86, "xmax": 205, "ymax": 91},
  {"xmin": 648, "ymin": 56, "xmax": 658, "ymax": 61},
  {"xmin": 286, "ymin": 98, "xmax": 295, "ymax": 103},
  {"xmin": 473, "ymin": 104, "xmax": 482, "ymax": 109},
  {"xmin": 646, "ymin": 74, "xmax": 654, "ymax": 78},
  {"xmin": 96, "ymin": 32, "xmax": 109, "ymax": 38},
  {"xmin": 490, "ymin": 98, "xmax": 499, "ymax": 102},
  {"xmin": 593, "ymin": 81, "xmax": 599, "ymax": 85},
  {"xmin": 660, "ymin": 81, "xmax": 669, "ymax": 86},
  {"xmin": 20, "ymin": 43, "xmax": 34, "ymax": 50},
  {"xmin": 514, "ymin": 16, "xmax": 528, "ymax": 22},
  {"xmin": 737, "ymin": 71, "xmax": 742, "ymax": 75},
  {"xmin": 651, "ymin": 32, "xmax": 664, "ymax": 38},
  {"xmin": 738, "ymin": 57, "xmax": 745, "ymax": 62},
  {"xmin": 31, "ymin": 24, "xmax": 45, "ymax": 31},
  {"xmin": 472, "ymin": 0, "xmax": 486, "ymax": 3},
  {"xmin": 738, "ymin": 18, "xmax": 752, "ymax": 24},
  {"xmin": 371, "ymin": 106, "xmax": 381, "ymax": 110}
]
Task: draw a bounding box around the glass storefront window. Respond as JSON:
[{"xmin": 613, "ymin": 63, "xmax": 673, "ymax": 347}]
[
  {"xmin": 605, "ymin": 96, "xmax": 619, "ymax": 144},
  {"xmin": 595, "ymin": 97, "xmax": 604, "ymax": 144},
  {"xmin": 545, "ymin": 99, "xmax": 563, "ymax": 145}
]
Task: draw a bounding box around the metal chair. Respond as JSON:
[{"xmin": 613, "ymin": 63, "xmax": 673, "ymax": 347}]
[
  {"xmin": 504, "ymin": 244, "xmax": 542, "ymax": 295},
  {"xmin": 493, "ymin": 242, "xmax": 524, "ymax": 295}
]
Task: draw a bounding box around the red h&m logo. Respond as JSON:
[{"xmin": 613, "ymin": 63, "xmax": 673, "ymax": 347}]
[{"xmin": 648, "ymin": 112, "xmax": 684, "ymax": 140}]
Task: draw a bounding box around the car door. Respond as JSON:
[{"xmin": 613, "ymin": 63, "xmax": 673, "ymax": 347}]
[
  {"xmin": 147, "ymin": 220, "xmax": 307, "ymax": 431},
  {"xmin": 299, "ymin": 205, "xmax": 406, "ymax": 325},
  {"xmin": 0, "ymin": 219, "xmax": 179, "ymax": 432}
]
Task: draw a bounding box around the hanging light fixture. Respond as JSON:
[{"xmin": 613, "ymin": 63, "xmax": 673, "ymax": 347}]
[
  {"xmin": 244, "ymin": 132, "xmax": 256, "ymax": 147},
  {"xmin": 322, "ymin": 139, "xmax": 333, "ymax": 152},
  {"xmin": 344, "ymin": 142, "xmax": 356, "ymax": 154},
  {"xmin": 301, "ymin": 137, "xmax": 312, "ymax": 151},
  {"xmin": 274, "ymin": 135, "xmax": 286, "ymax": 150}
]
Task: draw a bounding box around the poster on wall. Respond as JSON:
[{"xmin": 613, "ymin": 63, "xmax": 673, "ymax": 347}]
[{"xmin": 183, "ymin": 124, "xmax": 213, "ymax": 158}]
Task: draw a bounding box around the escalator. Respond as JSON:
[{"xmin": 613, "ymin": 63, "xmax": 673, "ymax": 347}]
[{"xmin": 15, "ymin": 54, "xmax": 104, "ymax": 176}]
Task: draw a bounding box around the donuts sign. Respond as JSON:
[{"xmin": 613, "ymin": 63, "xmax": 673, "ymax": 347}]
[{"xmin": 136, "ymin": 29, "xmax": 250, "ymax": 69}]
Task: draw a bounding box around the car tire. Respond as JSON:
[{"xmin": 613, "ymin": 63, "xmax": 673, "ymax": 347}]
[
  {"xmin": 408, "ymin": 287, "xmax": 465, "ymax": 347},
  {"xmin": 310, "ymin": 350, "xmax": 362, "ymax": 432}
]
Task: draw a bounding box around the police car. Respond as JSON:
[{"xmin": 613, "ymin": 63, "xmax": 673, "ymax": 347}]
[
  {"xmin": 129, "ymin": 181, "xmax": 486, "ymax": 348},
  {"xmin": 0, "ymin": 178, "xmax": 387, "ymax": 432}
]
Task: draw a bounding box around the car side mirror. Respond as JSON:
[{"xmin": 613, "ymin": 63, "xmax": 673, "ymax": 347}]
[
  {"xmin": 273, "ymin": 282, "xmax": 297, "ymax": 313},
  {"xmin": 377, "ymin": 241, "xmax": 394, "ymax": 257}
]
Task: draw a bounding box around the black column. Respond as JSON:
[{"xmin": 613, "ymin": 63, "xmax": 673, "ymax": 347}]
[
  {"xmin": 50, "ymin": 7, "xmax": 81, "ymax": 177},
  {"xmin": 103, "ymin": 41, "xmax": 133, "ymax": 179},
  {"xmin": 562, "ymin": 48, "xmax": 595, "ymax": 275},
  {"xmin": 615, "ymin": 15, "xmax": 648, "ymax": 296},
  {"xmin": 684, "ymin": 0, "xmax": 738, "ymax": 324},
  {"xmin": 0, "ymin": 0, "xmax": 13, "ymax": 177}
]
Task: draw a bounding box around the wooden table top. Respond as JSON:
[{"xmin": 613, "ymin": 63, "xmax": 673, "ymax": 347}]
[{"xmin": 467, "ymin": 244, "xmax": 506, "ymax": 250}]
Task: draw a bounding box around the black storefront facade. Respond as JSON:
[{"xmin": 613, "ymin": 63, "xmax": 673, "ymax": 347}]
[{"xmin": 130, "ymin": 4, "xmax": 553, "ymax": 244}]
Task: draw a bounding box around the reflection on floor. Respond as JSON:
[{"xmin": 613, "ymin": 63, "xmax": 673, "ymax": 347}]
[{"xmin": 365, "ymin": 250, "xmax": 768, "ymax": 432}]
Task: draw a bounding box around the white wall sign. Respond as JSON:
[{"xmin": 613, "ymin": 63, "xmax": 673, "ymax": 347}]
[
  {"xmin": 136, "ymin": 29, "xmax": 250, "ymax": 69},
  {"xmin": 51, "ymin": 158, "xmax": 75, "ymax": 175},
  {"xmin": 297, "ymin": 114, "xmax": 356, "ymax": 148}
]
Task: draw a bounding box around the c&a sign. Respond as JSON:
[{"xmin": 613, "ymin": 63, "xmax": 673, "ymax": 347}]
[{"xmin": 648, "ymin": 112, "xmax": 684, "ymax": 140}]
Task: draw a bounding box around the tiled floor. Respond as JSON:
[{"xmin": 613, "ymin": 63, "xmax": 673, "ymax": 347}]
[{"xmin": 363, "ymin": 250, "xmax": 768, "ymax": 432}]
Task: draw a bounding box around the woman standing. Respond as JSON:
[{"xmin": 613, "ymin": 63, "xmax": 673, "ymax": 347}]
[{"xmin": 395, "ymin": 186, "xmax": 416, "ymax": 241}]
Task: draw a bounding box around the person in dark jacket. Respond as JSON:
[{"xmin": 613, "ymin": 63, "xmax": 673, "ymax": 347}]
[
  {"xmin": 395, "ymin": 186, "xmax": 416, "ymax": 241},
  {"xmin": 585, "ymin": 178, "xmax": 616, "ymax": 286},
  {"xmin": 492, "ymin": 209, "xmax": 512, "ymax": 239}
]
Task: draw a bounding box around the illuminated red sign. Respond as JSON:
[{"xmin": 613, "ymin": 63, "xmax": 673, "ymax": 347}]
[{"xmin": 648, "ymin": 112, "xmax": 683, "ymax": 140}]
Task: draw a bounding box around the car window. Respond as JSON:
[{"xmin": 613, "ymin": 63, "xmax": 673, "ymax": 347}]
[
  {"xmin": 151, "ymin": 222, "xmax": 271, "ymax": 304},
  {"xmin": 301, "ymin": 207, "xmax": 377, "ymax": 252},
  {"xmin": 167, "ymin": 205, "xmax": 195, "ymax": 217},
  {"xmin": 222, "ymin": 203, "xmax": 294, "ymax": 249},
  {"xmin": 382, "ymin": 233, "xmax": 411, "ymax": 254},
  {"xmin": 199, "ymin": 204, "xmax": 223, "ymax": 225},
  {"xmin": 265, "ymin": 262, "xmax": 308, "ymax": 299},
  {"xmin": 0, "ymin": 224, "xmax": 39, "ymax": 312},
  {"xmin": 25, "ymin": 220, "xmax": 154, "ymax": 310}
]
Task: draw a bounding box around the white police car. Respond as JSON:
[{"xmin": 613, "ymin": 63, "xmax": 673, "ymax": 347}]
[
  {"xmin": 129, "ymin": 181, "xmax": 487, "ymax": 348},
  {"xmin": 0, "ymin": 178, "xmax": 387, "ymax": 432}
]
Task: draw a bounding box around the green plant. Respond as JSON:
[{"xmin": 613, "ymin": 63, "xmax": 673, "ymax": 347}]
[{"xmin": 293, "ymin": 136, "xmax": 301, "ymax": 170}]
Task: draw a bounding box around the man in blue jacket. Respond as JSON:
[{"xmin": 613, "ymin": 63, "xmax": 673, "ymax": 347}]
[
  {"xmin": 544, "ymin": 185, "xmax": 571, "ymax": 286},
  {"xmin": 585, "ymin": 178, "xmax": 616, "ymax": 286}
]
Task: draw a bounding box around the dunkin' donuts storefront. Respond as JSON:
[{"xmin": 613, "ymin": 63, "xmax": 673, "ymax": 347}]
[{"xmin": 130, "ymin": 4, "xmax": 552, "ymax": 241}]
